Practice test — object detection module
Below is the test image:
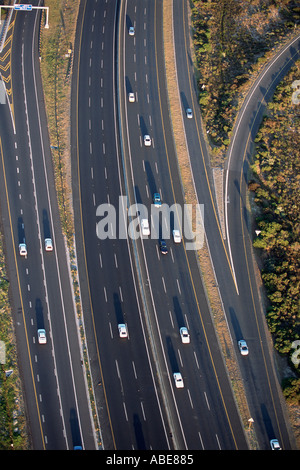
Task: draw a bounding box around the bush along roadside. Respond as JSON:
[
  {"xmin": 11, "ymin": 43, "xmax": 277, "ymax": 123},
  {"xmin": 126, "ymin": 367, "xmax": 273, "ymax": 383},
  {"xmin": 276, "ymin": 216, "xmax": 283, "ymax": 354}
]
[
  {"xmin": 190, "ymin": 0, "xmax": 299, "ymax": 165},
  {"xmin": 250, "ymin": 60, "xmax": 300, "ymax": 405}
]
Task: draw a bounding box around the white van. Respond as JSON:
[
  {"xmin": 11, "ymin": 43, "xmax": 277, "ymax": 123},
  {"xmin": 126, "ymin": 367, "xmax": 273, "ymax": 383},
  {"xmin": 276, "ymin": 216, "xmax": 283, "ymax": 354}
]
[{"xmin": 141, "ymin": 219, "xmax": 150, "ymax": 236}]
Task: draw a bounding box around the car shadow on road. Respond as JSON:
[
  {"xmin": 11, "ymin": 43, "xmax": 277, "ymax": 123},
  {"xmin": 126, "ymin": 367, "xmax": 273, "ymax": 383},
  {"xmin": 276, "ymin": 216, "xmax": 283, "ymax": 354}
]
[
  {"xmin": 35, "ymin": 298, "xmax": 45, "ymax": 330},
  {"xmin": 113, "ymin": 292, "xmax": 124, "ymax": 326},
  {"xmin": 228, "ymin": 306, "xmax": 243, "ymax": 345},
  {"xmin": 165, "ymin": 335, "xmax": 179, "ymax": 374}
]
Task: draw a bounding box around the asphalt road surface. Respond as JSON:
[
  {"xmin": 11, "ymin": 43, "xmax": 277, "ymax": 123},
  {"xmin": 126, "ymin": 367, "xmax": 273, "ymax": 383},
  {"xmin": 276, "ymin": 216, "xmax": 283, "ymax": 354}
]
[
  {"xmin": 0, "ymin": 2, "xmax": 96, "ymax": 449},
  {"xmin": 71, "ymin": 0, "xmax": 248, "ymax": 450}
]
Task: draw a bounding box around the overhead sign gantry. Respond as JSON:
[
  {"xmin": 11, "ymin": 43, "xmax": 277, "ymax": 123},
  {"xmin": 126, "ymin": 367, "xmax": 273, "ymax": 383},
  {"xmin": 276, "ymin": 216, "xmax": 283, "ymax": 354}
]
[{"xmin": 0, "ymin": 3, "xmax": 49, "ymax": 28}]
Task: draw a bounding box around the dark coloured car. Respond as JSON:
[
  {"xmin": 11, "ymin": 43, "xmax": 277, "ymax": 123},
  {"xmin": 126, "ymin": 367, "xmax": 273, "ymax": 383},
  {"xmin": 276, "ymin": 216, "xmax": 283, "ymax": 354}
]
[{"xmin": 159, "ymin": 240, "xmax": 168, "ymax": 255}]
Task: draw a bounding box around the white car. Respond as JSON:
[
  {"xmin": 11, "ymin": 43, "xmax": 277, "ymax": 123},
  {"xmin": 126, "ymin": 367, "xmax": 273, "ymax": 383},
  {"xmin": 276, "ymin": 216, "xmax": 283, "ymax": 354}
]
[
  {"xmin": 238, "ymin": 340, "xmax": 249, "ymax": 356},
  {"xmin": 37, "ymin": 329, "xmax": 47, "ymax": 344},
  {"xmin": 118, "ymin": 323, "xmax": 128, "ymax": 338},
  {"xmin": 270, "ymin": 439, "xmax": 281, "ymax": 450},
  {"xmin": 19, "ymin": 243, "xmax": 27, "ymax": 257},
  {"xmin": 44, "ymin": 238, "xmax": 53, "ymax": 251},
  {"xmin": 144, "ymin": 135, "xmax": 151, "ymax": 147},
  {"xmin": 180, "ymin": 327, "xmax": 190, "ymax": 344},
  {"xmin": 172, "ymin": 229, "xmax": 181, "ymax": 243},
  {"xmin": 128, "ymin": 92, "xmax": 135, "ymax": 103},
  {"xmin": 173, "ymin": 372, "xmax": 184, "ymax": 388},
  {"xmin": 129, "ymin": 26, "xmax": 135, "ymax": 36},
  {"xmin": 186, "ymin": 108, "xmax": 193, "ymax": 119},
  {"xmin": 141, "ymin": 218, "xmax": 150, "ymax": 236}
]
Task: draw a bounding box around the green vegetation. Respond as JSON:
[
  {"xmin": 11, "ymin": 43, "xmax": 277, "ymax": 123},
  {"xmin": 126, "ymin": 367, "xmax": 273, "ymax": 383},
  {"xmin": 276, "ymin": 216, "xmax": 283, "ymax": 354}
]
[
  {"xmin": 191, "ymin": 0, "xmax": 300, "ymax": 407},
  {"xmin": 191, "ymin": 0, "xmax": 299, "ymax": 163},
  {"xmin": 250, "ymin": 61, "xmax": 300, "ymax": 403}
]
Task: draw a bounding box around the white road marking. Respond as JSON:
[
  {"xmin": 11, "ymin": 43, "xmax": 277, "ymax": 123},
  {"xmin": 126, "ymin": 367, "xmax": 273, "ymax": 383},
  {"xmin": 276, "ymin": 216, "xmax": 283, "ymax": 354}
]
[{"xmin": 204, "ymin": 391, "xmax": 210, "ymax": 410}]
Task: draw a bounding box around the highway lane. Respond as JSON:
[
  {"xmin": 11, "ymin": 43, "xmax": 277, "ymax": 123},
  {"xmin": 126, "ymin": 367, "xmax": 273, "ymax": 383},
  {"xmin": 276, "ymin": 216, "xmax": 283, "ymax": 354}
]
[
  {"xmin": 0, "ymin": 4, "xmax": 95, "ymax": 449},
  {"xmin": 120, "ymin": 0, "xmax": 248, "ymax": 449},
  {"xmin": 225, "ymin": 34, "xmax": 300, "ymax": 450},
  {"xmin": 172, "ymin": 0, "xmax": 299, "ymax": 449},
  {"xmin": 71, "ymin": 0, "xmax": 171, "ymax": 450},
  {"xmin": 0, "ymin": 89, "xmax": 61, "ymax": 450}
]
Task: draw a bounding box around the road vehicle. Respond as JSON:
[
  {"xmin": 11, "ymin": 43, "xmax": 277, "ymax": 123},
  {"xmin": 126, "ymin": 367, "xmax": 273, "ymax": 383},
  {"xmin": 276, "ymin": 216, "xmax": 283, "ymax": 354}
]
[
  {"xmin": 238, "ymin": 340, "xmax": 249, "ymax": 356},
  {"xmin": 118, "ymin": 324, "xmax": 128, "ymax": 338},
  {"xmin": 129, "ymin": 26, "xmax": 135, "ymax": 36},
  {"xmin": 19, "ymin": 242, "xmax": 27, "ymax": 256},
  {"xmin": 144, "ymin": 135, "xmax": 151, "ymax": 147},
  {"xmin": 173, "ymin": 372, "xmax": 184, "ymax": 388},
  {"xmin": 128, "ymin": 92, "xmax": 135, "ymax": 102},
  {"xmin": 270, "ymin": 439, "xmax": 281, "ymax": 450},
  {"xmin": 159, "ymin": 240, "xmax": 168, "ymax": 255},
  {"xmin": 180, "ymin": 327, "xmax": 190, "ymax": 344},
  {"xmin": 153, "ymin": 193, "xmax": 161, "ymax": 207},
  {"xmin": 141, "ymin": 218, "xmax": 150, "ymax": 236},
  {"xmin": 186, "ymin": 108, "xmax": 193, "ymax": 119},
  {"xmin": 37, "ymin": 329, "xmax": 47, "ymax": 344},
  {"xmin": 172, "ymin": 229, "xmax": 181, "ymax": 243},
  {"xmin": 44, "ymin": 238, "xmax": 53, "ymax": 251}
]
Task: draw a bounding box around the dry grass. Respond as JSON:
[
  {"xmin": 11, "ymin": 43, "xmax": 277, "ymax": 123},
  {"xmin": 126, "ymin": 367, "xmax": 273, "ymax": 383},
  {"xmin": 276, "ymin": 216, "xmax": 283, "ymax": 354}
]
[{"xmin": 40, "ymin": 0, "xmax": 79, "ymax": 243}]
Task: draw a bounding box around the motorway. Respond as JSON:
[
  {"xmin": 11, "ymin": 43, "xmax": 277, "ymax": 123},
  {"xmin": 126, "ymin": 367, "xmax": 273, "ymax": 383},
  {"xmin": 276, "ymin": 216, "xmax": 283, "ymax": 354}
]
[
  {"xmin": 172, "ymin": 0, "xmax": 300, "ymax": 450},
  {"xmin": 72, "ymin": 0, "xmax": 170, "ymax": 450},
  {"xmin": 0, "ymin": 2, "xmax": 95, "ymax": 449},
  {"xmin": 71, "ymin": 0, "xmax": 248, "ymax": 450}
]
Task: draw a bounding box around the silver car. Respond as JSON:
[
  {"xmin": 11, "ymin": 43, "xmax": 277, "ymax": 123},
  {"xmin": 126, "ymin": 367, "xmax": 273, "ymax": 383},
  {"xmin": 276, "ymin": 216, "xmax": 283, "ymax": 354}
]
[
  {"xmin": 238, "ymin": 340, "xmax": 249, "ymax": 356},
  {"xmin": 270, "ymin": 439, "xmax": 281, "ymax": 450},
  {"xmin": 186, "ymin": 108, "xmax": 193, "ymax": 119}
]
